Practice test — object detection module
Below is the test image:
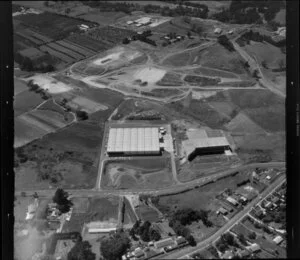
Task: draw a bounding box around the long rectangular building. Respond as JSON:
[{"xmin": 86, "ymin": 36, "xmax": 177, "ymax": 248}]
[{"xmin": 107, "ymin": 127, "xmax": 160, "ymax": 155}]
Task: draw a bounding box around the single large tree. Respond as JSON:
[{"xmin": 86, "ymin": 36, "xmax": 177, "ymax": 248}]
[
  {"xmin": 68, "ymin": 241, "xmax": 96, "ymax": 260},
  {"xmin": 100, "ymin": 232, "xmax": 130, "ymax": 260},
  {"xmin": 52, "ymin": 188, "xmax": 73, "ymax": 213}
]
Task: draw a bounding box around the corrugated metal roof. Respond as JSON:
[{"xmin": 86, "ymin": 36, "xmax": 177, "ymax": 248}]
[{"xmin": 107, "ymin": 127, "xmax": 160, "ymax": 154}]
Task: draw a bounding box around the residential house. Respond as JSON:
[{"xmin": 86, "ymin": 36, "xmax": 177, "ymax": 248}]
[
  {"xmin": 222, "ymin": 250, "xmax": 234, "ymax": 259},
  {"xmin": 273, "ymin": 235, "xmax": 283, "ymax": 245},
  {"xmin": 246, "ymin": 243, "xmax": 261, "ymax": 253},
  {"xmin": 153, "ymin": 238, "xmax": 174, "ymax": 250}
]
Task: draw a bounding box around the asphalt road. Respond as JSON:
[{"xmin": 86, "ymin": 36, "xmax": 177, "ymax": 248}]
[{"xmin": 159, "ymin": 174, "xmax": 286, "ymax": 259}]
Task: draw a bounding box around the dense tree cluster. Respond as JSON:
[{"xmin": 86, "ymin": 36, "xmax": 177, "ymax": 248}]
[
  {"xmin": 15, "ymin": 52, "xmax": 55, "ymax": 72},
  {"xmin": 170, "ymin": 208, "xmax": 213, "ymax": 227},
  {"xmin": 100, "ymin": 231, "xmax": 130, "ymax": 260},
  {"xmin": 130, "ymin": 220, "xmax": 161, "ymax": 242},
  {"xmin": 52, "ymin": 188, "xmax": 73, "ymax": 213},
  {"xmin": 68, "ymin": 240, "xmax": 96, "ymax": 260},
  {"xmin": 213, "ymin": 0, "xmax": 285, "ymax": 24},
  {"xmin": 217, "ymin": 35, "xmax": 235, "ymax": 52},
  {"xmin": 237, "ymin": 30, "xmax": 286, "ymax": 48},
  {"xmin": 75, "ymin": 110, "xmax": 89, "ymax": 120},
  {"xmin": 83, "ymin": 1, "xmax": 208, "ymax": 18}
]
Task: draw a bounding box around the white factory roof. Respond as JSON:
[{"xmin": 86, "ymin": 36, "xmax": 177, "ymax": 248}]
[
  {"xmin": 107, "ymin": 127, "xmax": 160, "ymax": 153},
  {"xmin": 184, "ymin": 137, "xmax": 229, "ymax": 150}
]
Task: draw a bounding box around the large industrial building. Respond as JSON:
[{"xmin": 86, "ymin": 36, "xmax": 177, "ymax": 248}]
[
  {"xmin": 107, "ymin": 127, "xmax": 161, "ymax": 156},
  {"xmin": 182, "ymin": 129, "xmax": 232, "ymax": 161}
]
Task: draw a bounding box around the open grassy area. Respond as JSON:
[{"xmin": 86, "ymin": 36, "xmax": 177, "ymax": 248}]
[
  {"xmin": 167, "ymin": 98, "xmax": 230, "ymax": 129},
  {"xmin": 153, "ymin": 171, "xmax": 250, "ymax": 215},
  {"xmin": 194, "ymin": 67, "xmax": 239, "ymax": 79},
  {"xmin": 14, "ymin": 78, "xmax": 29, "ymax": 95},
  {"xmin": 63, "ymin": 196, "xmax": 119, "ymax": 233},
  {"xmin": 142, "ymin": 88, "xmax": 183, "ymax": 98},
  {"xmin": 178, "ymin": 154, "xmax": 241, "ymax": 183},
  {"xmin": 14, "ymin": 11, "xmax": 96, "ymax": 40},
  {"xmin": 163, "ymin": 43, "xmax": 249, "ymax": 75},
  {"xmin": 14, "ymin": 110, "xmax": 108, "ymax": 189},
  {"xmin": 137, "ymin": 204, "xmax": 160, "ymax": 222},
  {"xmin": 227, "ymin": 89, "xmax": 285, "ymax": 132},
  {"xmin": 156, "ymin": 72, "xmax": 184, "ymax": 86},
  {"xmin": 14, "ymin": 89, "xmax": 44, "ymax": 117}
]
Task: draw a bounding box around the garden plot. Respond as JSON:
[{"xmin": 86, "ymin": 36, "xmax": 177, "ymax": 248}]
[
  {"xmin": 134, "ymin": 67, "xmax": 166, "ymax": 83},
  {"xmin": 25, "ymin": 74, "xmax": 73, "ymax": 94}
]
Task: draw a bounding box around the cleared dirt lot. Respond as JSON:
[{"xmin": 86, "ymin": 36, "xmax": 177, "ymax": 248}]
[{"xmin": 101, "ymin": 157, "xmax": 175, "ymax": 190}]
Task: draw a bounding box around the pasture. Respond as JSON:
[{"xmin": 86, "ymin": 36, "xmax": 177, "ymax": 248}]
[
  {"xmin": 156, "ymin": 72, "xmax": 184, "ymax": 86},
  {"xmin": 14, "ymin": 78, "xmax": 29, "ymax": 95},
  {"xmin": 14, "ymin": 118, "xmax": 106, "ymax": 189},
  {"xmin": 163, "ymin": 43, "xmax": 249, "ymax": 75},
  {"xmin": 14, "ymin": 12, "xmax": 96, "ymax": 39},
  {"xmin": 14, "ymin": 89, "xmax": 44, "ymax": 117}
]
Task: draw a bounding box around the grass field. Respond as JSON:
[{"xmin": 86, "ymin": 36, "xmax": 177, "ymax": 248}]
[
  {"xmin": 194, "ymin": 67, "xmax": 239, "ymax": 79},
  {"xmin": 167, "ymin": 98, "xmax": 230, "ymax": 129},
  {"xmin": 184, "ymin": 75, "xmax": 221, "ymax": 86},
  {"xmin": 137, "ymin": 204, "xmax": 160, "ymax": 222},
  {"xmin": 243, "ymin": 41, "xmax": 285, "ymax": 69},
  {"xmin": 14, "ymin": 89, "xmax": 44, "ymax": 117},
  {"xmin": 14, "ymin": 12, "xmax": 96, "ymax": 39},
  {"xmin": 14, "ymin": 78, "xmax": 29, "ymax": 95},
  {"xmin": 14, "ymin": 116, "xmax": 106, "ymax": 189},
  {"xmin": 142, "ymin": 89, "xmax": 183, "ymax": 98},
  {"xmin": 156, "ymin": 72, "xmax": 184, "ymax": 86},
  {"xmin": 101, "ymin": 157, "xmax": 175, "ymax": 190},
  {"xmin": 163, "ymin": 43, "xmax": 248, "ymax": 75},
  {"xmin": 178, "ymin": 154, "xmax": 241, "ymax": 182},
  {"xmin": 153, "ymin": 170, "xmax": 250, "ymax": 216},
  {"xmin": 78, "ymin": 11, "xmax": 127, "ymax": 25},
  {"xmin": 227, "ymin": 89, "xmax": 285, "ymax": 132}
]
